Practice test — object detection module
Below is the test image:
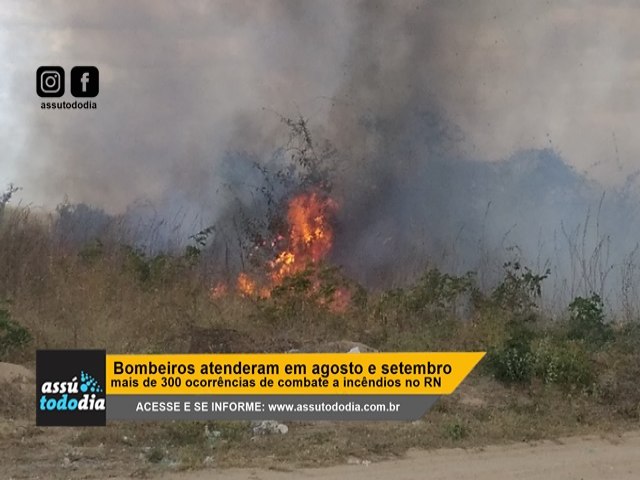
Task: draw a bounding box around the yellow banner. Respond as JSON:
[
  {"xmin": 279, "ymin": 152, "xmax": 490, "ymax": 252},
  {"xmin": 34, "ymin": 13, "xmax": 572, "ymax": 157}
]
[{"xmin": 106, "ymin": 352, "xmax": 485, "ymax": 395}]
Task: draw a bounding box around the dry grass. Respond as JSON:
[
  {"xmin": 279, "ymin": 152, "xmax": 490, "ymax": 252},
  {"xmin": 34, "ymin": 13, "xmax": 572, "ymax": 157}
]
[
  {"xmin": 1, "ymin": 203, "xmax": 639, "ymax": 478},
  {"xmin": 1, "ymin": 373, "xmax": 635, "ymax": 479}
]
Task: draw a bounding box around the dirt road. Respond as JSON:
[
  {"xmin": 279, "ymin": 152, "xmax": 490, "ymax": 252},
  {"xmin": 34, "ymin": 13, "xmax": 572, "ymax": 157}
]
[{"xmin": 139, "ymin": 431, "xmax": 640, "ymax": 480}]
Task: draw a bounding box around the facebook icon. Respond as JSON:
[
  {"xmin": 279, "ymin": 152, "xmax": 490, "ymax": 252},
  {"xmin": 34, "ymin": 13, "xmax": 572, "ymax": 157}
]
[{"xmin": 70, "ymin": 66, "xmax": 99, "ymax": 97}]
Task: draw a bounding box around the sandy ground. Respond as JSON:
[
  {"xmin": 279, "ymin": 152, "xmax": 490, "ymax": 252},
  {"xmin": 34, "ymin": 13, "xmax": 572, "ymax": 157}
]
[
  {"xmin": 132, "ymin": 431, "xmax": 640, "ymax": 480},
  {"xmin": 3, "ymin": 362, "xmax": 638, "ymax": 479}
]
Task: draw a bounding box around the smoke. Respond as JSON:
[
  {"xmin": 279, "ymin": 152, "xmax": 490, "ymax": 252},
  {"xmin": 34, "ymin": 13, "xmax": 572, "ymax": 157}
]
[
  {"xmin": 5, "ymin": 1, "xmax": 640, "ymax": 302},
  {"xmin": 320, "ymin": 1, "xmax": 640, "ymax": 298},
  {"xmin": 5, "ymin": 0, "xmax": 351, "ymax": 212}
]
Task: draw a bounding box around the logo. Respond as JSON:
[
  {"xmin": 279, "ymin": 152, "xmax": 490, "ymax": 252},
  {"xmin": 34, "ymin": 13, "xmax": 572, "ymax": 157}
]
[
  {"xmin": 70, "ymin": 66, "xmax": 99, "ymax": 97},
  {"xmin": 36, "ymin": 350, "xmax": 106, "ymax": 426},
  {"xmin": 36, "ymin": 66, "xmax": 65, "ymax": 97}
]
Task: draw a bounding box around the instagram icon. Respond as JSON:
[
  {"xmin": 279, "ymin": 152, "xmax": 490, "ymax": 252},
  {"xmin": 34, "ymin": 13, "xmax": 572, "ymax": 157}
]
[{"xmin": 36, "ymin": 66, "xmax": 65, "ymax": 97}]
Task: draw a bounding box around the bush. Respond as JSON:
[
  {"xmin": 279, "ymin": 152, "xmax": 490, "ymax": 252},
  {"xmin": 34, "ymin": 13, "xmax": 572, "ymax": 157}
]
[
  {"xmin": 373, "ymin": 268, "xmax": 474, "ymax": 332},
  {"xmin": 0, "ymin": 307, "xmax": 31, "ymax": 360},
  {"xmin": 567, "ymin": 294, "xmax": 612, "ymax": 348},
  {"xmin": 533, "ymin": 337, "xmax": 595, "ymax": 389},
  {"xmin": 473, "ymin": 262, "xmax": 549, "ymax": 351},
  {"xmin": 406, "ymin": 268, "xmax": 474, "ymax": 311},
  {"xmin": 488, "ymin": 261, "xmax": 549, "ymax": 314},
  {"xmin": 486, "ymin": 338, "xmax": 535, "ymax": 384},
  {"xmin": 444, "ymin": 420, "xmax": 468, "ymax": 441}
]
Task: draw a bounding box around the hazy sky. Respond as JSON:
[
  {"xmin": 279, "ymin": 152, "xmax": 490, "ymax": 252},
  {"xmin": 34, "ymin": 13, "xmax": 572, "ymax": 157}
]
[{"xmin": 1, "ymin": 1, "xmax": 640, "ymax": 210}]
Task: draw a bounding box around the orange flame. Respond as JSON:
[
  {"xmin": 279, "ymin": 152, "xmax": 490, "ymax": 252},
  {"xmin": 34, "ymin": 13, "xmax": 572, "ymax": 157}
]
[
  {"xmin": 236, "ymin": 272, "xmax": 257, "ymax": 296},
  {"xmin": 330, "ymin": 287, "xmax": 351, "ymax": 313},
  {"xmin": 269, "ymin": 192, "xmax": 336, "ymax": 283},
  {"xmin": 210, "ymin": 191, "xmax": 343, "ymax": 305},
  {"xmin": 210, "ymin": 282, "xmax": 228, "ymax": 299}
]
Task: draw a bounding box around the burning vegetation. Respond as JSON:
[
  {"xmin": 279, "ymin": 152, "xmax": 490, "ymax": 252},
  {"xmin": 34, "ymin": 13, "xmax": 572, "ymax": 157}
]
[
  {"xmin": 270, "ymin": 191, "xmax": 337, "ymax": 283},
  {"xmin": 212, "ymin": 190, "xmax": 349, "ymax": 310},
  {"xmin": 209, "ymin": 117, "xmax": 351, "ymax": 311}
]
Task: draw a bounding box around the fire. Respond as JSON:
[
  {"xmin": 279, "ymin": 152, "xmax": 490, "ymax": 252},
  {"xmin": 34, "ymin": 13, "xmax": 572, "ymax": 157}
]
[
  {"xmin": 235, "ymin": 272, "xmax": 270, "ymax": 298},
  {"xmin": 210, "ymin": 190, "xmax": 346, "ymax": 309},
  {"xmin": 236, "ymin": 272, "xmax": 257, "ymax": 296},
  {"xmin": 330, "ymin": 287, "xmax": 351, "ymax": 313},
  {"xmin": 210, "ymin": 282, "xmax": 228, "ymax": 299},
  {"xmin": 269, "ymin": 192, "xmax": 336, "ymax": 283}
]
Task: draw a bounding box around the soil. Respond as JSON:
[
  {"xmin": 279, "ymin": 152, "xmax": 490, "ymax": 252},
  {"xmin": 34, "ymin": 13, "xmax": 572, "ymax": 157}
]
[{"xmin": 143, "ymin": 431, "xmax": 640, "ymax": 480}]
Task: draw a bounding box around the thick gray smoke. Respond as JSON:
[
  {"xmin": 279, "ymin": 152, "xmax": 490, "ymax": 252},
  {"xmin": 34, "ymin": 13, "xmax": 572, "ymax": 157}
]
[
  {"xmin": 321, "ymin": 1, "xmax": 640, "ymax": 300},
  {"xmin": 4, "ymin": 1, "xmax": 640, "ymax": 306}
]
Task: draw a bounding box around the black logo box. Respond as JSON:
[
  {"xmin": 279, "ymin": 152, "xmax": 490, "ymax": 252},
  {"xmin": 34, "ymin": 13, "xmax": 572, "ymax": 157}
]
[
  {"xmin": 36, "ymin": 349, "xmax": 106, "ymax": 426},
  {"xmin": 70, "ymin": 66, "xmax": 99, "ymax": 98},
  {"xmin": 36, "ymin": 66, "xmax": 65, "ymax": 97}
]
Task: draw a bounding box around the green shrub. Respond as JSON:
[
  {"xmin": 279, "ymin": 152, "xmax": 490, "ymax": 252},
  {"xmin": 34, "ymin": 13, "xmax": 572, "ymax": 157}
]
[
  {"xmin": 567, "ymin": 294, "xmax": 612, "ymax": 348},
  {"xmin": 488, "ymin": 262, "xmax": 549, "ymax": 314},
  {"xmin": 473, "ymin": 262, "xmax": 549, "ymax": 351},
  {"xmin": 444, "ymin": 420, "xmax": 468, "ymax": 441},
  {"xmin": 373, "ymin": 267, "xmax": 474, "ymax": 332},
  {"xmin": 406, "ymin": 268, "xmax": 474, "ymax": 311},
  {"xmin": 486, "ymin": 338, "xmax": 535, "ymax": 384},
  {"xmin": 533, "ymin": 337, "xmax": 594, "ymax": 389},
  {"xmin": 0, "ymin": 308, "xmax": 31, "ymax": 360}
]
